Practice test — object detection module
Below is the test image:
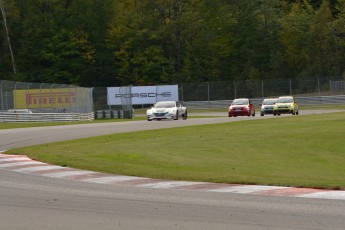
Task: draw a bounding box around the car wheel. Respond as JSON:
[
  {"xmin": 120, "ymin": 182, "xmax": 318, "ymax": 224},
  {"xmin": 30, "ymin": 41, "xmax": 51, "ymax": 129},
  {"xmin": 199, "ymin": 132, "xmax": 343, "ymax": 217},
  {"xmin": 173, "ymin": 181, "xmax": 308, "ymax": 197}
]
[
  {"xmin": 174, "ymin": 112, "xmax": 178, "ymax": 120},
  {"xmin": 252, "ymin": 110, "xmax": 255, "ymax": 117},
  {"xmin": 296, "ymin": 110, "xmax": 299, "ymax": 115},
  {"xmin": 147, "ymin": 117, "xmax": 151, "ymax": 121},
  {"xmin": 183, "ymin": 111, "xmax": 187, "ymax": 120}
]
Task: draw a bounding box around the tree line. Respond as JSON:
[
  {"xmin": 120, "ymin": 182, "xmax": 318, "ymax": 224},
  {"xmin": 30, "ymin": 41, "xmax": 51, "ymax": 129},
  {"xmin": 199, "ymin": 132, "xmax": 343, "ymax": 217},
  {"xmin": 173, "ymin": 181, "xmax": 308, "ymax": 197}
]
[{"xmin": 1, "ymin": 0, "xmax": 345, "ymax": 87}]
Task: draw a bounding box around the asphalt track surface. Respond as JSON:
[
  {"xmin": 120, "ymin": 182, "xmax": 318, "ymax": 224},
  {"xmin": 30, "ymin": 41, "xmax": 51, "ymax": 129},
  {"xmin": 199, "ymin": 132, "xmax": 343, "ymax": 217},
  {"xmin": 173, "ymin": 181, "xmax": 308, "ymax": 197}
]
[{"xmin": 1, "ymin": 110, "xmax": 345, "ymax": 230}]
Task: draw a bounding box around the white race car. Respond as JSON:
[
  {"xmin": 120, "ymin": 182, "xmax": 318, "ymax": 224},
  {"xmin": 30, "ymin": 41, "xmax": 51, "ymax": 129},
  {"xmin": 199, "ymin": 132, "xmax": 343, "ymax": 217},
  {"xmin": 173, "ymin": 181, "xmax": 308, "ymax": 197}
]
[{"xmin": 146, "ymin": 101, "xmax": 188, "ymax": 121}]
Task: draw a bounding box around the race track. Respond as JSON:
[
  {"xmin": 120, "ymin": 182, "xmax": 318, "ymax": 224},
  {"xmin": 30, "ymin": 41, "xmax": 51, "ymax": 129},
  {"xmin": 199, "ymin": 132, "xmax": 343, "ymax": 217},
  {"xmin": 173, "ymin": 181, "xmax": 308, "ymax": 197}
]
[{"xmin": 1, "ymin": 110, "xmax": 345, "ymax": 230}]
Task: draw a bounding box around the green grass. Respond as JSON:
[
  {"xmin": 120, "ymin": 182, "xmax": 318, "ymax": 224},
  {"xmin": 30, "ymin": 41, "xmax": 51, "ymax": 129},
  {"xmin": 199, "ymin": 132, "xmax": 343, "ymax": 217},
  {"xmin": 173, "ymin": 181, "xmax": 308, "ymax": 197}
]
[{"xmin": 6, "ymin": 112, "xmax": 345, "ymax": 190}]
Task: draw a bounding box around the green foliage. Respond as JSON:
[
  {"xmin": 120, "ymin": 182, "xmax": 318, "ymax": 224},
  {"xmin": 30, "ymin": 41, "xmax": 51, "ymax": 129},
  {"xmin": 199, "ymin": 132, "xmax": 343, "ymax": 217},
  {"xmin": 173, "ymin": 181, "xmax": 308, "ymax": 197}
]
[{"xmin": 1, "ymin": 0, "xmax": 345, "ymax": 85}]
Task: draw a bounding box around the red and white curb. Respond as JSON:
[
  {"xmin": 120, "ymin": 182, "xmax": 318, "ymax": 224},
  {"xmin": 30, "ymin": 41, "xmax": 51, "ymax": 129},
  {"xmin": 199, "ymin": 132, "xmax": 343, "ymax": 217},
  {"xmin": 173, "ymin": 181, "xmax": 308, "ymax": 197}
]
[{"xmin": 1, "ymin": 153, "xmax": 345, "ymax": 201}]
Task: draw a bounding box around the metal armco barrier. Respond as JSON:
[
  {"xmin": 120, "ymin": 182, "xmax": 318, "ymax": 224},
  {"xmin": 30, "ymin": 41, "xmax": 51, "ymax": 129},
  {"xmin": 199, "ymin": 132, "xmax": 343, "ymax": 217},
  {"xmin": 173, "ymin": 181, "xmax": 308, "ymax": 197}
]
[
  {"xmin": 95, "ymin": 110, "xmax": 133, "ymax": 119},
  {"xmin": 0, "ymin": 111, "xmax": 94, "ymax": 122},
  {"xmin": 184, "ymin": 95, "xmax": 345, "ymax": 109}
]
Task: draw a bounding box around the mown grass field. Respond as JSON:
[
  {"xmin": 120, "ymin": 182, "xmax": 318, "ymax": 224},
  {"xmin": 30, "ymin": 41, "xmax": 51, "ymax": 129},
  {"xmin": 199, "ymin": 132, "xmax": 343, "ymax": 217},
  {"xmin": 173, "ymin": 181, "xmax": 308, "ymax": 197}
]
[{"xmin": 6, "ymin": 112, "xmax": 345, "ymax": 190}]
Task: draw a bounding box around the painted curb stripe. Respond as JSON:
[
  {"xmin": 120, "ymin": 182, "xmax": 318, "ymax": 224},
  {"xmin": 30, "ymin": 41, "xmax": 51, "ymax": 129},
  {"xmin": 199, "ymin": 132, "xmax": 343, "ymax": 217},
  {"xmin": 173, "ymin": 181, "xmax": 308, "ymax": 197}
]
[
  {"xmin": 0, "ymin": 159, "xmax": 33, "ymax": 165},
  {"xmin": 4, "ymin": 163, "xmax": 48, "ymax": 170},
  {"xmin": 42, "ymin": 170, "xmax": 95, "ymax": 178},
  {"xmin": 209, "ymin": 185, "xmax": 289, "ymax": 194},
  {"xmin": 298, "ymin": 191, "xmax": 345, "ymax": 200},
  {"xmin": 62, "ymin": 172, "xmax": 111, "ymax": 180},
  {"xmin": 1, "ymin": 154, "xmax": 345, "ymax": 200},
  {"xmin": 0, "ymin": 157, "xmax": 30, "ymax": 163},
  {"xmin": 82, "ymin": 175, "xmax": 143, "ymax": 184},
  {"xmin": 173, "ymin": 183, "xmax": 233, "ymax": 190},
  {"xmin": 14, "ymin": 165, "xmax": 63, "ymax": 173},
  {"xmin": 0, "ymin": 161, "xmax": 45, "ymax": 168},
  {"xmin": 138, "ymin": 181, "xmax": 206, "ymax": 189},
  {"xmin": 117, "ymin": 178, "xmax": 167, "ymax": 186},
  {"xmin": 255, "ymin": 187, "xmax": 327, "ymax": 196}
]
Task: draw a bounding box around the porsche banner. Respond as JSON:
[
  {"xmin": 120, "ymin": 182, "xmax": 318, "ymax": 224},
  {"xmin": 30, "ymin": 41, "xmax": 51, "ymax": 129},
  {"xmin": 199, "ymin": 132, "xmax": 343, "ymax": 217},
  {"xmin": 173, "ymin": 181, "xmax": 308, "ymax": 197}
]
[{"xmin": 107, "ymin": 85, "xmax": 179, "ymax": 105}]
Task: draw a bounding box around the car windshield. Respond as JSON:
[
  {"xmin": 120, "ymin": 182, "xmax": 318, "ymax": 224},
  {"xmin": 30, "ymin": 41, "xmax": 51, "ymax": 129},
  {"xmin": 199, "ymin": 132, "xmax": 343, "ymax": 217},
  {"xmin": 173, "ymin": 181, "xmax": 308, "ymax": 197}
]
[
  {"xmin": 154, "ymin": 102, "xmax": 175, "ymax": 108},
  {"xmin": 232, "ymin": 99, "xmax": 249, "ymax": 105},
  {"xmin": 277, "ymin": 97, "xmax": 293, "ymax": 103},
  {"xmin": 263, "ymin": 99, "xmax": 276, "ymax": 105}
]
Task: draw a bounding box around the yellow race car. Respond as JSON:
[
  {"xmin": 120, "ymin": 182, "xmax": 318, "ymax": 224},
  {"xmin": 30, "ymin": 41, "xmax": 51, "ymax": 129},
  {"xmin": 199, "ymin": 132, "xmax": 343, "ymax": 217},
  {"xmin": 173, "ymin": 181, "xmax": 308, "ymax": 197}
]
[{"xmin": 273, "ymin": 96, "xmax": 299, "ymax": 115}]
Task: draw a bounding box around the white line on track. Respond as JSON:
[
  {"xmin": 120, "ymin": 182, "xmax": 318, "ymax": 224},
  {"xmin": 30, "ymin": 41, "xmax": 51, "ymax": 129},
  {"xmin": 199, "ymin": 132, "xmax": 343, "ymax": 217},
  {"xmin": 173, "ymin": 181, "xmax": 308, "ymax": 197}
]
[
  {"xmin": 42, "ymin": 170, "xmax": 96, "ymax": 178},
  {"xmin": 0, "ymin": 161, "xmax": 45, "ymax": 168},
  {"xmin": 138, "ymin": 181, "xmax": 205, "ymax": 189},
  {"xmin": 0, "ymin": 157, "xmax": 29, "ymax": 162},
  {"xmin": 209, "ymin": 185, "xmax": 289, "ymax": 193},
  {"xmin": 14, "ymin": 165, "xmax": 63, "ymax": 172},
  {"xmin": 298, "ymin": 191, "xmax": 345, "ymax": 200},
  {"xmin": 82, "ymin": 175, "xmax": 144, "ymax": 184}
]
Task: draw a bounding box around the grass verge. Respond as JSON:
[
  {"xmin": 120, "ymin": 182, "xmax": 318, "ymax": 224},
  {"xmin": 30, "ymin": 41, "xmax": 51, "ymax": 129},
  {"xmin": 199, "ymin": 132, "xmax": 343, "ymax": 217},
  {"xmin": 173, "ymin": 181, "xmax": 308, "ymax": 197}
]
[
  {"xmin": 0, "ymin": 117, "xmax": 146, "ymax": 129},
  {"xmin": 6, "ymin": 112, "xmax": 345, "ymax": 190}
]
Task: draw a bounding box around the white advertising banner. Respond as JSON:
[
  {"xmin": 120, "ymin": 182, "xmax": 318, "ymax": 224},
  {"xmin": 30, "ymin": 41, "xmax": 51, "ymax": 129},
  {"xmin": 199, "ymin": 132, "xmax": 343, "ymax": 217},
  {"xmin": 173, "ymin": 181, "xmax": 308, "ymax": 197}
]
[{"xmin": 107, "ymin": 85, "xmax": 179, "ymax": 105}]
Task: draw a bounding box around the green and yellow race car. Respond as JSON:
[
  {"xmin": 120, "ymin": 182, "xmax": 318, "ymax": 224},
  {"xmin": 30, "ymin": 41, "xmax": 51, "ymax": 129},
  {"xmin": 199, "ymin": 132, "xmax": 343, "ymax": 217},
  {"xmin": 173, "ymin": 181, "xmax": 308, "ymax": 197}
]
[{"xmin": 273, "ymin": 96, "xmax": 299, "ymax": 116}]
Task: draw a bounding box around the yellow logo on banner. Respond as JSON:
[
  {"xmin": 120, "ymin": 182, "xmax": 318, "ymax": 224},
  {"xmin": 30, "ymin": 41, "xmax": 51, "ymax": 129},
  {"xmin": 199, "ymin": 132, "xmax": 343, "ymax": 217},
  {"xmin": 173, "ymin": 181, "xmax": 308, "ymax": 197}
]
[{"xmin": 14, "ymin": 89, "xmax": 77, "ymax": 109}]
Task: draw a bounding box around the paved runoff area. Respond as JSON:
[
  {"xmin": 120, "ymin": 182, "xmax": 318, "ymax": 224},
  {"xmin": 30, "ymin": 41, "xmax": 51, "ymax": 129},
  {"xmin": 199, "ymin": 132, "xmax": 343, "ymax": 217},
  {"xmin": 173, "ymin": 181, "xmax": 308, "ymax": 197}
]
[{"xmin": 1, "ymin": 153, "xmax": 345, "ymax": 201}]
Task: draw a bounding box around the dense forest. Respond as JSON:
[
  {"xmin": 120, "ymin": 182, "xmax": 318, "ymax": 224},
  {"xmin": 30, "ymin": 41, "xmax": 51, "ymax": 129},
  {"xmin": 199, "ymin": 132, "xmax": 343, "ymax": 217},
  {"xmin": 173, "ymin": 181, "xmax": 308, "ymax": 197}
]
[{"xmin": 1, "ymin": 0, "xmax": 345, "ymax": 87}]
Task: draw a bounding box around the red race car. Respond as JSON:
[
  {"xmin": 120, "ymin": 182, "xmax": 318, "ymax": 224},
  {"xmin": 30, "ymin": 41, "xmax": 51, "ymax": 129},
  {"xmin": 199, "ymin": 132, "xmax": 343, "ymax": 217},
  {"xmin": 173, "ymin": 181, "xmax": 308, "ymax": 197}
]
[{"xmin": 228, "ymin": 98, "xmax": 255, "ymax": 117}]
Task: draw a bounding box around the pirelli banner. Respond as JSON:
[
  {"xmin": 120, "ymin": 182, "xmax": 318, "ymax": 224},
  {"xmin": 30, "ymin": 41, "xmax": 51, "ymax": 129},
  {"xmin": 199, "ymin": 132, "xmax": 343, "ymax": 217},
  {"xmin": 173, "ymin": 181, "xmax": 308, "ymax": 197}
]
[
  {"xmin": 107, "ymin": 85, "xmax": 179, "ymax": 105},
  {"xmin": 14, "ymin": 88, "xmax": 77, "ymax": 109}
]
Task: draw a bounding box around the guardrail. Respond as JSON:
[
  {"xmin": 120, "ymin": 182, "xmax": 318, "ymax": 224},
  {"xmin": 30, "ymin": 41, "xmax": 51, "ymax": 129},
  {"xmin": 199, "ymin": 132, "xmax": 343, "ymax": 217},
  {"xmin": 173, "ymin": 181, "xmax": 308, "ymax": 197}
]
[
  {"xmin": 295, "ymin": 95, "xmax": 345, "ymax": 105},
  {"xmin": 184, "ymin": 95, "xmax": 345, "ymax": 109},
  {"xmin": 0, "ymin": 112, "xmax": 94, "ymax": 122},
  {"xmin": 95, "ymin": 110, "xmax": 133, "ymax": 119}
]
